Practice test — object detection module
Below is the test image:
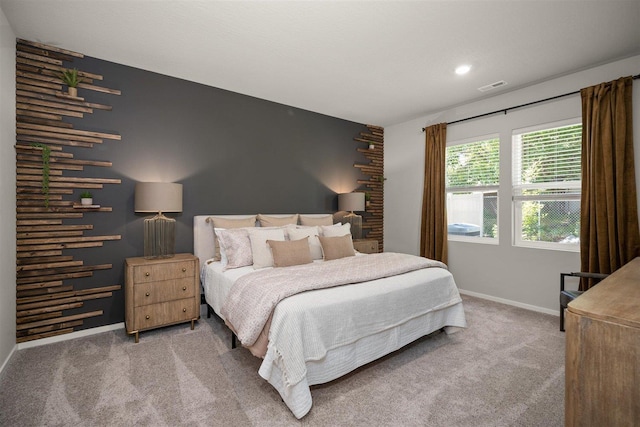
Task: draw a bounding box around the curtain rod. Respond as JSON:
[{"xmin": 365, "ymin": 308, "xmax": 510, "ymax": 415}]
[{"xmin": 421, "ymin": 74, "xmax": 640, "ymax": 132}]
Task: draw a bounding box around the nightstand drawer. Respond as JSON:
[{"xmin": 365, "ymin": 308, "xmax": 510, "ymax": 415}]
[
  {"xmin": 134, "ymin": 298, "xmax": 197, "ymax": 330},
  {"xmin": 133, "ymin": 278, "xmax": 195, "ymax": 307},
  {"xmin": 133, "ymin": 260, "xmax": 195, "ymax": 283}
]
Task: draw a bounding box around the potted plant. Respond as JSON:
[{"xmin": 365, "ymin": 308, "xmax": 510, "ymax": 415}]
[
  {"xmin": 80, "ymin": 191, "xmax": 93, "ymax": 206},
  {"xmin": 364, "ymin": 191, "xmax": 371, "ymax": 207},
  {"xmin": 60, "ymin": 68, "xmax": 82, "ymax": 97},
  {"xmin": 369, "ymin": 141, "xmax": 375, "ymax": 150}
]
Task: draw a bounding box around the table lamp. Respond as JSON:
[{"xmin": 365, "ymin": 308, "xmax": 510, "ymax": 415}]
[
  {"xmin": 338, "ymin": 192, "xmax": 365, "ymax": 239},
  {"xmin": 135, "ymin": 182, "xmax": 183, "ymax": 258}
]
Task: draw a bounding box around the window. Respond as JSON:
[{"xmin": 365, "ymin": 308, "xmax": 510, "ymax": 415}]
[
  {"xmin": 512, "ymin": 120, "xmax": 581, "ymax": 250},
  {"xmin": 446, "ymin": 135, "xmax": 500, "ymax": 242}
]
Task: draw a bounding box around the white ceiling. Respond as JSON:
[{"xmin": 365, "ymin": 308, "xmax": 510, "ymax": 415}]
[{"xmin": 2, "ymin": 1, "xmax": 639, "ymax": 126}]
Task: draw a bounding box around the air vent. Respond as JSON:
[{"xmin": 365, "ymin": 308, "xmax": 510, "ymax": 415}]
[{"xmin": 478, "ymin": 80, "xmax": 507, "ymax": 92}]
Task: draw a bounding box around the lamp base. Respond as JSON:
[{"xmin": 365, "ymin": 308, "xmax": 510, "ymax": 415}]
[
  {"xmin": 343, "ymin": 213, "xmax": 363, "ymax": 240},
  {"xmin": 144, "ymin": 213, "xmax": 176, "ymax": 258}
]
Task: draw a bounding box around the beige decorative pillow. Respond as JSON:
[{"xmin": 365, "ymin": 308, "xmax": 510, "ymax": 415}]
[
  {"xmin": 257, "ymin": 214, "xmax": 299, "ymax": 227},
  {"xmin": 287, "ymin": 226, "xmax": 322, "ymax": 260},
  {"xmin": 267, "ymin": 238, "xmax": 313, "ymax": 268},
  {"xmin": 248, "ymin": 227, "xmax": 286, "ymax": 269},
  {"xmin": 320, "ymin": 222, "xmax": 351, "ymax": 237},
  {"xmin": 318, "ymin": 234, "xmax": 355, "ymax": 261},
  {"xmin": 208, "ymin": 216, "xmax": 256, "ymax": 260},
  {"xmin": 299, "ymin": 214, "xmax": 334, "ymax": 226},
  {"xmin": 215, "ymin": 228, "xmax": 252, "ymax": 270}
]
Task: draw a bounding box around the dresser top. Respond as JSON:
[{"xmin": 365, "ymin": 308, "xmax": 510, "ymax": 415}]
[
  {"xmin": 125, "ymin": 253, "xmax": 196, "ymax": 266},
  {"xmin": 568, "ymin": 257, "xmax": 640, "ymax": 329}
]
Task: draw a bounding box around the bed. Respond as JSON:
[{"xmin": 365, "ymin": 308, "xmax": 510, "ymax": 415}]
[{"xmin": 194, "ymin": 214, "xmax": 467, "ymax": 419}]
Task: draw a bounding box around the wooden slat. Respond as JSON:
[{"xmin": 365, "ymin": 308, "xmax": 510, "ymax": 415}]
[
  {"xmin": 17, "ymin": 224, "xmax": 92, "ymax": 232},
  {"xmin": 17, "ymin": 255, "xmax": 73, "ymax": 265},
  {"xmin": 15, "ymin": 212, "xmax": 83, "ymax": 220},
  {"xmin": 16, "ymin": 187, "xmax": 74, "ymax": 196},
  {"xmin": 18, "ymin": 122, "xmax": 121, "ymax": 141},
  {"xmin": 17, "ymin": 94, "xmax": 94, "ymax": 113},
  {"xmin": 17, "ymin": 260, "xmax": 84, "ymax": 272},
  {"xmin": 17, "ymin": 109, "xmax": 63, "ymax": 121},
  {"xmin": 17, "ymin": 235, "xmax": 120, "ymax": 246},
  {"xmin": 17, "ymin": 76, "xmax": 63, "ymax": 90},
  {"xmin": 17, "ymin": 175, "xmax": 121, "ymax": 185},
  {"xmin": 17, "ymin": 285, "xmax": 121, "ymax": 307},
  {"xmin": 55, "ymin": 92, "xmax": 85, "ymax": 102},
  {"xmin": 24, "ymin": 321, "xmax": 84, "ymax": 336},
  {"xmin": 16, "ymin": 146, "xmax": 74, "ymax": 158},
  {"xmin": 16, "ymin": 249, "xmax": 62, "ymax": 259},
  {"xmin": 16, "ymin": 311, "xmax": 64, "ymax": 325},
  {"xmin": 17, "ymin": 154, "xmax": 112, "ymax": 167},
  {"xmin": 16, "ymin": 45, "xmax": 77, "ymax": 63},
  {"xmin": 17, "ymin": 328, "xmax": 76, "ymax": 343},
  {"xmin": 17, "ymin": 135, "xmax": 92, "ymax": 149},
  {"xmin": 17, "ymin": 302, "xmax": 84, "ymax": 318},
  {"xmin": 77, "ymin": 82, "xmax": 121, "ymax": 95},
  {"xmin": 16, "ymin": 219, "xmax": 62, "ymax": 226},
  {"xmin": 17, "ymin": 101, "xmax": 85, "ymax": 118},
  {"xmin": 17, "ymin": 230, "xmax": 82, "ymax": 239},
  {"xmin": 17, "ymin": 39, "xmax": 85, "ymax": 59},
  {"xmin": 16, "ymin": 182, "xmax": 104, "ymax": 190},
  {"xmin": 16, "ymin": 309, "xmax": 103, "ymax": 331},
  {"xmin": 16, "ymin": 50, "xmax": 63, "ymax": 66},
  {"xmin": 16, "ymin": 280, "xmax": 64, "ymax": 291},
  {"xmin": 17, "ymin": 271, "xmax": 94, "ymax": 285},
  {"xmin": 17, "ymin": 286, "xmax": 74, "ymax": 299}
]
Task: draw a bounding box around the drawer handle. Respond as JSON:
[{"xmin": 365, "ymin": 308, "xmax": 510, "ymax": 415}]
[
  {"xmin": 145, "ymin": 272, "xmax": 150, "ymax": 277},
  {"xmin": 182, "ymin": 286, "xmax": 187, "ymax": 291},
  {"xmin": 182, "ymin": 268, "xmax": 187, "ymax": 272},
  {"xmin": 183, "ymin": 308, "xmax": 186, "ymax": 312},
  {"xmin": 145, "ymin": 292, "xmax": 150, "ymax": 297},
  {"xmin": 145, "ymin": 315, "xmax": 150, "ymax": 320}
]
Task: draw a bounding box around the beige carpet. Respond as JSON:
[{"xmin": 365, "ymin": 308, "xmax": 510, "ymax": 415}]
[{"xmin": 0, "ymin": 295, "xmax": 565, "ymax": 426}]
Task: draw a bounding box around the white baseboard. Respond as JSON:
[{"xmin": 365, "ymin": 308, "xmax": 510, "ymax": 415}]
[
  {"xmin": 459, "ymin": 289, "xmax": 558, "ymax": 316},
  {"xmin": 16, "ymin": 322, "xmax": 125, "ymax": 350},
  {"xmin": 0, "ymin": 344, "xmax": 17, "ymax": 375}
]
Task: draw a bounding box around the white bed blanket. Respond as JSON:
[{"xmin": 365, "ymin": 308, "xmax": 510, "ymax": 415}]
[
  {"xmin": 257, "ymin": 265, "xmax": 466, "ymax": 418},
  {"xmin": 221, "ymin": 252, "xmax": 447, "ymax": 347}
]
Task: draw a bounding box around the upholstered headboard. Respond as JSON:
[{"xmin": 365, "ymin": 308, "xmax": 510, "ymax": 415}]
[{"xmin": 193, "ymin": 214, "xmax": 340, "ymax": 267}]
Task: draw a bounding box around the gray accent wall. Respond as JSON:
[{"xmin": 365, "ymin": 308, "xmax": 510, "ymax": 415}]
[{"xmin": 61, "ymin": 55, "xmax": 369, "ymax": 329}]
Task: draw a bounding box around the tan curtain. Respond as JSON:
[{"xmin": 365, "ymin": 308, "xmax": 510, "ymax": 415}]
[
  {"xmin": 420, "ymin": 123, "xmax": 448, "ymax": 264},
  {"xmin": 580, "ymin": 76, "xmax": 640, "ymax": 290}
]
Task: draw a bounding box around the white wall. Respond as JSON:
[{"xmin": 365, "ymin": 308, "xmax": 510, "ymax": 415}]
[
  {"xmin": 0, "ymin": 6, "xmax": 16, "ymax": 371},
  {"xmin": 385, "ymin": 55, "xmax": 640, "ymax": 314}
]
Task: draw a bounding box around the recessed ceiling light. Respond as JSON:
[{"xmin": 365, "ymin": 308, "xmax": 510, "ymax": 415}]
[{"xmin": 455, "ymin": 65, "xmax": 471, "ymax": 75}]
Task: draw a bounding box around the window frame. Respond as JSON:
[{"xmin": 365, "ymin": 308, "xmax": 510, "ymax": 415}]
[
  {"xmin": 446, "ymin": 133, "xmax": 500, "ymax": 245},
  {"xmin": 511, "ymin": 118, "xmax": 581, "ymax": 252}
]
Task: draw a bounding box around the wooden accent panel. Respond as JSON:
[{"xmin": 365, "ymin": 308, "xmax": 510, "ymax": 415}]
[
  {"xmin": 353, "ymin": 125, "xmax": 384, "ymax": 251},
  {"xmin": 15, "ymin": 40, "xmax": 122, "ymax": 343}
]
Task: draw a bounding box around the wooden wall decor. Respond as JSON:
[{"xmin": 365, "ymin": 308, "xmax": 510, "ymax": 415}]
[
  {"xmin": 15, "ymin": 39, "xmax": 122, "ymax": 343},
  {"xmin": 354, "ymin": 124, "xmax": 384, "ymax": 251}
]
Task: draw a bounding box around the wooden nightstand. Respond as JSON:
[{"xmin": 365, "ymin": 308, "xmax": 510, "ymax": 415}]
[
  {"xmin": 125, "ymin": 253, "xmax": 200, "ymax": 343},
  {"xmin": 353, "ymin": 239, "xmax": 379, "ymax": 254}
]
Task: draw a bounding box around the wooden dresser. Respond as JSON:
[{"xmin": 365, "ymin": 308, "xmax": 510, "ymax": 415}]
[
  {"xmin": 125, "ymin": 253, "xmax": 200, "ymax": 343},
  {"xmin": 565, "ymin": 257, "xmax": 640, "ymax": 426}
]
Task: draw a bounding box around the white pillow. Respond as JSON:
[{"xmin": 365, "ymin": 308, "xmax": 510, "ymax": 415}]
[
  {"xmin": 320, "ymin": 222, "xmax": 351, "ymax": 237},
  {"xmin": 248, "ymin": 227, "xmax": 286, "ymax": 269},
  {"xmin": 287, "ymin": 226, "xmax": 323, "ymax": 260},
  {"xmin": 215, "ymin": 228, "xmax": 253, "ymax": 270}
]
